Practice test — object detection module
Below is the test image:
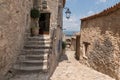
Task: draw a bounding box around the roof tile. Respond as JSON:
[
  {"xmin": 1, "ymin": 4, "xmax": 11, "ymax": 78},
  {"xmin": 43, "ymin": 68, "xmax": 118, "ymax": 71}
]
[{"xmin": 81, "ymin": 2, "xmax": 120, "ymax": 21}]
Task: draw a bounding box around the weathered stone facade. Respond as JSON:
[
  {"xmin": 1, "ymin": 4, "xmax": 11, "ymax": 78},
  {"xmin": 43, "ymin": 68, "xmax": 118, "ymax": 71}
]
[
  {"xmin": 80, "ymin": 3, "xmax": 120, "ymax": 80},
  {"xmin": 75, "ymin": 34, "xmax": 80, "ymax": 60},
  {"xmin": 41, "ymin": 0, "xmax": 65, "ymax": 77},
  {"xmin": 0, "ymin": 0, "xmax": 65, "ymax": 79},
  {"xmin": 71, "ymin": 36, "xmax": 76, "ymax": 51},
  {"xmin": 0, "ymin": 0, "xmax": 33, "ymax": 78}
]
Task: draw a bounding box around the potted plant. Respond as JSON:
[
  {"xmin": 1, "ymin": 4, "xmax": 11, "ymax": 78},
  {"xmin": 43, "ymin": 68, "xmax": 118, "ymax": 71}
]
[
  {"xmin": 30, "ymin": 8, "xmax": 40, "ymax": 18},
  {"xmin": 30, "ymin": 8, "xmax": 40, "ymax": 36},
  {"xmin": 31, "ymin": 26, "xmax": 39, "ymax": 36}
]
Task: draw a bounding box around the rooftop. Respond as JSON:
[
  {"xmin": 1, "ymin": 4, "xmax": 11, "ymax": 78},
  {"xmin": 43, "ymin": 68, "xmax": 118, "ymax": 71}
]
[{"xmin": 81, "ymin": 2, "xmax": 120, "ymax": 21}]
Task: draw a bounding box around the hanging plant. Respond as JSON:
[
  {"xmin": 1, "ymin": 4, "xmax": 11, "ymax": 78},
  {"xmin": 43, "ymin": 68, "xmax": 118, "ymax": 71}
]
[{"xmin": 30, "ymin": 8, "xmax": 40, "ymax": 18}]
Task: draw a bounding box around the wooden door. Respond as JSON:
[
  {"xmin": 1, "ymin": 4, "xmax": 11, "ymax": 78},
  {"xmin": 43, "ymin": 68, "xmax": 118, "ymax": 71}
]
[{"xmin": 39, "ymin": 13, "xmax": 50, "ymax": 34}]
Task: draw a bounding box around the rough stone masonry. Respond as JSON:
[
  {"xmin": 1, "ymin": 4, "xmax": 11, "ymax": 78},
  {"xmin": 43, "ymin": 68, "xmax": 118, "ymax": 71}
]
[
  {"xmin": 0, "ymin": 0, "xmax": 66, "ymax": 79},
  {"xmin": 80, "ymin": 3, "xmax": 120, "ymax": 80},
  {"xmin": 0, "ymin": 0, "xmax": 33, "ymax": 78}
]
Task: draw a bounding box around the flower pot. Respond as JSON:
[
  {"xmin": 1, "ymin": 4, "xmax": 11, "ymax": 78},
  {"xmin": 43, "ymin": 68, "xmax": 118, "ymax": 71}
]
[{"xmin": 31, "ymin": 27, "xmax": 39, "ymax": 36}]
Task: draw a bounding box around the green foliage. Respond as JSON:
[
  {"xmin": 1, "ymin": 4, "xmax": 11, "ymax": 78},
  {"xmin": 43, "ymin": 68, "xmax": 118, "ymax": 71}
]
[
  {"xmin": 31, "ymin": 26, "xmax": 39, "ymax": 29},
  {"xmin": 30, "ymin": 8, "xmax": 40, "ymax": 18},
  {"xmin": 62, "ymin": 41, "xmax": 66, "ymax": 49}
]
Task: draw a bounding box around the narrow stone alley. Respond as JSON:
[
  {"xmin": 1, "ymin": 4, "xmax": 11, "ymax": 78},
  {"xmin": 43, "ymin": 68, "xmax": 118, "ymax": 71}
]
[{"xmin": 50, "ymin": 50, "xmax": 115, "ymax": 80}]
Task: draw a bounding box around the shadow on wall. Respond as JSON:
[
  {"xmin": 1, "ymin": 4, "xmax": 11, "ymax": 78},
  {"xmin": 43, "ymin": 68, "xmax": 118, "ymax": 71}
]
[
  {"xmin": 59, "ymin": 51, "xmax": 68, "ymax": 62},
  {"xmin": 88, "ymin": 37, "xmax": 119, "ymax": 79},
  {"xmin": 75, "ymin": 52, "xmax": 80, "ymax": 60},
  {"xmin": 58, "ymin": 41, "xmax": 68, "ymax": 62}
]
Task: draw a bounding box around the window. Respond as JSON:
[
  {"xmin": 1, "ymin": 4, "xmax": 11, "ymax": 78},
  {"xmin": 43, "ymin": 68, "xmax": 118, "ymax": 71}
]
[{"xmin": 83, "ymin": 42, "xmax": 90, "ymax": 59}]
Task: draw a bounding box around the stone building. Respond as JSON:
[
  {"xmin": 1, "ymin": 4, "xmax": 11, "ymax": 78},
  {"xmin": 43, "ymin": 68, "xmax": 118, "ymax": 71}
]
[
  {"xmin": 65, "ymin": 36, "xmax": 71, "ymax": 48},
  {"xmin": 71, "ymin": 36, "xmax": 76, "ymax": 51},
  {"xmin": 71, "ymin": 32, "xmax": 80, "ymax": 51},
  {"xmin": 75, "ymin": 33, "xmax": 80, "ymax": 60},
  {"xmin": 0, "ymin": 0, "xmax": 65, "ymax": 79},
  {"xmin": 80, "ymin": 3, "xmax": 120, "ymax": 80}
]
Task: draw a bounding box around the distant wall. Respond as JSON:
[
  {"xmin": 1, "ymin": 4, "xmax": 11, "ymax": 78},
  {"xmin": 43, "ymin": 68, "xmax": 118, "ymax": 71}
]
[
  {"xmin": 71, "ymin": 38, "xmax": 76, "ymax": 51},
  {"xmin": 75, "ymin": 35, "xmax": 80, "ymax": 60},
  {"xmin": 0, "ymin": 0, "xmax": 33, "ymax": 77},
  {"xmin": 80, "ymin": 8, "xmax": 120, "ymax": 80}
]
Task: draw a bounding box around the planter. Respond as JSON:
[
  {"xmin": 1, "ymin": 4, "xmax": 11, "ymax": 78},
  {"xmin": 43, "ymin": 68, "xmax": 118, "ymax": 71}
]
[
  {"xmin": 31, "ymin": 27, "xmax": 39, "ymax": 36},
  {"xmin": 30, "ymin": 8, "xmax": 40, "ymax": 36}
]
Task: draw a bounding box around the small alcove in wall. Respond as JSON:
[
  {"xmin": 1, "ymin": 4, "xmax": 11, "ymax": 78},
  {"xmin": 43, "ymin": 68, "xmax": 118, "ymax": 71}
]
[{"xmin": 82, "ymin": 42, "xmax": 90, "ymax": 58}]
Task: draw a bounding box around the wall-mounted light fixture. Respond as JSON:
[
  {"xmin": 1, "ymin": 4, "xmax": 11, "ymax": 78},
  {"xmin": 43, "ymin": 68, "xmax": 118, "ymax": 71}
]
[
  {"xmin": 64, "ymin": 7, "xmax": 71, "ymax": 19},
  {"xmin": 42, "ymin": 0, "xmax": 47, "ymax": 9}
]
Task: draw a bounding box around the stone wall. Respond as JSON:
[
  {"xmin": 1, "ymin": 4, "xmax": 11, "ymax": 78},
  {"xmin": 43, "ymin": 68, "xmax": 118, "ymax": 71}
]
[
  {"xmin": 71, "ymin": 38, "xmax": 76, "ymax": 51},
  {"xmin": 44, "ymin": 0, "xmax": 64, "ymax": 77},
  {"xmin": 80, "ymin": 9, "xmax": 120, "ymax": 80},
  {"xmin": 0, "ymin": 0, "xmax": 33, "ymax": 78},
  {"xmin": 0, "ymin": 0, "xmax": 64, "ymax": 78},
  {"xmin": 75, "ymin": 35, "xmax": 80, "ymax": 60}
]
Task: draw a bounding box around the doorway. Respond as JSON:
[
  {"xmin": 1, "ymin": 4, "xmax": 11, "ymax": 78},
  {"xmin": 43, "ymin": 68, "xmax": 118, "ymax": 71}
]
[{"xmin": 39, "ymin": 13, "xmax": 50, "ymax": 34}]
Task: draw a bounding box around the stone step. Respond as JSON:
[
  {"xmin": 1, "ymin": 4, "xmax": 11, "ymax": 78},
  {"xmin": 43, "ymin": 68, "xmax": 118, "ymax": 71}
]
[
  {"xmin": 25, "ymin": 54, "xmax": 48, "ymax": 60},
  {"xmin": 22, "ymin": 49, "xmax": 51, "ymax": 55},
  {"xmin": 13, "ymin": 65, "xmax": 48, "ymax": 72},
  {"xmin": 26, "ymin": 36, "xmax": 50, "ymax": 41},
  {"xmin": 23, "ymin": 49, "xmax": 50, "ymax": 52},
  {"xmin": 18, "ymin": 53, "xmax": 48, "ymax": 60},
  {"xmin": 24, "ymin": 45, "xmax": 52, "ymax": 49},
  {"xmin": 20, "ymin": 60, "xmax": 48, "ymax": 64},
  {"xmin": 26, "ymin": 40, "xmax": 51, "ymax": 45},
  {"xmin": 16, "ymin": 60, "xmax": 48, "ymax": 66},
  {"xmin": 18, "ymin": 62, "xmax": 46, "ymax": 67},
  {"xmin": 25, "ymin": 44, "xmax": 51, "ymax": 47}
]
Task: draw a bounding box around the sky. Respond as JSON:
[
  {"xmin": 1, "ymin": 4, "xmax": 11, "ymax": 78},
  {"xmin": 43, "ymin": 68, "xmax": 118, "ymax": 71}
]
[{"xmin": 63, "ymin": 0, "xmax": 120, "ymax": 32}]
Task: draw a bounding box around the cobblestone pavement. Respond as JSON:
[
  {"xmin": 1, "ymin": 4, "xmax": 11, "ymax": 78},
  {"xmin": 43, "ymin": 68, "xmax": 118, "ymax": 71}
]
[
  {"xmin": 50, "ymin": 50, "xmax": 115, "ymax": 80},
  {"xmin": 7, "ymin": 73, "xmax": 49, "ymax": 80}
]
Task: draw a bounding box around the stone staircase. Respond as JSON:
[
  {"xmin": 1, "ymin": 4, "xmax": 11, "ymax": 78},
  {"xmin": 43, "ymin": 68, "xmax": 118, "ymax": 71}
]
[{"xmin": 13, "ymin": 35, "xmax": 51, "ymax": 73}]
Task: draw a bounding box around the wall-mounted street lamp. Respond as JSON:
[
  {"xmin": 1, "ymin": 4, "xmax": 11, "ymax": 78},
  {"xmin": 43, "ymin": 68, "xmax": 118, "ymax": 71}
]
[
  {"xmin": 64, "ymin": 7, "xmax": 71, "ymax": 19},
  {"xmin": 42, "ymin": 0, "xmax": 47, "ymax": 9}
]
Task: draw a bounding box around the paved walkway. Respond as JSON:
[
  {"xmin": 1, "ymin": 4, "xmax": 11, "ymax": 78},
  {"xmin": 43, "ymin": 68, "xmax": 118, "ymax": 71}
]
[
  {"xmin": 7, "ymin": 73, "xmax": 48, "ymax": 80},
  {"xmin": 50, "ymin": 50, "xmax": 115, "ymax": 80}
]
